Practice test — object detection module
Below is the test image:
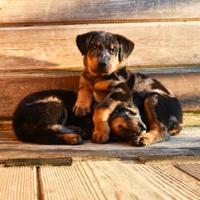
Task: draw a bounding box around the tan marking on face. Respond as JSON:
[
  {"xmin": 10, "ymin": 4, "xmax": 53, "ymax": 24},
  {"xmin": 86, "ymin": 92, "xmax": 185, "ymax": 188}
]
[
  {"xmin": 110, "ymin": 117, "xmax": 128, "ymax": 136},
  {"xmin": 85, "ymin": 55, "xmax": 99, "ymax": 77},
  {"xmin": 84, "ymin": 42, "xmax": 121, "ymax": 76}
]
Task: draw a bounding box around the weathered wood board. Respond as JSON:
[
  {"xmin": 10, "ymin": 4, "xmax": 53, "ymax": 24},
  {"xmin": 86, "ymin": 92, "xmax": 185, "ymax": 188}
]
[
  {"xmin": 0, "ymin": 167, "xmax": 37, "ymax": 200},
  {"xmin": 0, "ymin": 74, "xmax": 79, "ymax": 118},
  {"xmin": 0, "ymin": 71, "xmax": 199, "ymax": 118},
  {"xmin": 40, "ymin": 161, "xmax": 200, "ymax": 200},
  {"xmin": 0, "ymin": 127, "xmax": 199, "ymax": 161},
  {"xmin": 175, "ymin": 163, "xmax": 200, "ymax": 180},
  {"xmin": 0, "ymin": 0, "xmax": 200, "ymax": 25},
  {"xmin": 0, "ymin": 22, "xmax": 200, "ymax": 71},
  {"xmin": 0, "ymin": 160, "xmax": 200, "ymax": 200}
]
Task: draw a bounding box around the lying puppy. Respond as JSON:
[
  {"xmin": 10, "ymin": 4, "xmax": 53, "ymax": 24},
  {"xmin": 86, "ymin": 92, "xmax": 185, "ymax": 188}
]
[
  {"xmin": 12, "ymin": 89, "xmax": 144, "ymax": 144},
  {"xmin": 73, "ymin": 31, "xmax": 183, "ymax": 146}
]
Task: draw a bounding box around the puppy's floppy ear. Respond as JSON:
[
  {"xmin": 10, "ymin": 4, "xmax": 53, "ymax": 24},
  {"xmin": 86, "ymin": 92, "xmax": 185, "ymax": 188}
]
[
  {"xmin": 76, "ymin": 31, "xmax": 98, "ymax": 55},
  {"xmin": 115, "ymin": 34, "xmax": 134, "ymax": 61}
]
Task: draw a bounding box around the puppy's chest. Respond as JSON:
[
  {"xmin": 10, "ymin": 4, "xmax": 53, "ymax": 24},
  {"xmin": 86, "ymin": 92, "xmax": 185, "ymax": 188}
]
[{"xmin": 93, "ymin": 76, "xmax": 127, "ymax": 103}]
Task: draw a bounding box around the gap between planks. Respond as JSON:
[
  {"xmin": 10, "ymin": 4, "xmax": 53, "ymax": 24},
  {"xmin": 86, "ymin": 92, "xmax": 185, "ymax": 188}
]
[
  {"xmin": 1, "ymin": 160, "xmax": 200, "ymax": 200},
  {"xmin": 39, "ymin": 160, "xmax": 200, "ymax": 200}
]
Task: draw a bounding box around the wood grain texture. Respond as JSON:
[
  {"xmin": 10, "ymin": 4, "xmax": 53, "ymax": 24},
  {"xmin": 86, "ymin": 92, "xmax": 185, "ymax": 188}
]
[
  {"xmin": 40, "ymin": 164, "xmax": 106, "ymax": 200},
  {"xmin": 0, "ymin": 72, "xmax": 199, "ymax": 118},
  {"xmin": 175, "ymin": 163, "xmax": 200, "ymax": 180},
  {"xmin": 40, "ymin": 161, "xmax": 200, "ymax": 200},
  {"xmin": 0, "ymin": 74, "xmax": 79, "ymax": 118},
  {"xmin": 0, "ymin": 22, "xmax": 200, "ymax": 71},
  {"xmin": 0, "ymin": 167, "xmax": 37, "ymax": 200},
  {"xmin": 0, "ymin": 127, "xmax": 200, "ymax": 162},
  {"xmin": 0, "ymin": 0, "xmax": 200, "ymax": 24}
]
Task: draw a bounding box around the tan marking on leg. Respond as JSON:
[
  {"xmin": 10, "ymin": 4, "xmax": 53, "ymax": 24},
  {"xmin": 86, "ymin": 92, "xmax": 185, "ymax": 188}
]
[
  {"xmin": 48, "ymin": 124, "xmax": 83, "ymax": 145},
  {"xmin": 73, "ymin": 86, "xmax": 93, "ymax": 117},
  {"xmin": 136, "ymin": 96, "xmax": 168, "ymax": 146},
  {"xmin": 92, "ymin": 100, "xmax": 120, "ymax": 143}
]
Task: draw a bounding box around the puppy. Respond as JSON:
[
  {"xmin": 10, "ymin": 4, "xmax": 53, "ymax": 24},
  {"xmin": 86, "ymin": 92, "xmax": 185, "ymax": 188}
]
[
  {"xmin": 13, "ymin": 31, "xmax": 182, "ymax": 146},
  {"xmin": 73, "ymin": 31, "xmax": 183, "ymax": 146},
  {"xmin": 12, "ymin": 90, "xmax": 144, "ymax": 144}
]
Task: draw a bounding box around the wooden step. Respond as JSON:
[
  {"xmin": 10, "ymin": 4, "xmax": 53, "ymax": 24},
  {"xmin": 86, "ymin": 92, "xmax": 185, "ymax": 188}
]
[
  {"xmin": 0, "ymin": 70, "xmax": 199, "ymax": 118},
  {"xmin": 0, "ymin": 0, "xmax": 199, "ymax": 25},
  {"xmin": 0, "ymin": 126, "xmax": 200, "ymax": 162},
  {"xmin": 0, "ymin": 22, "xmax": 200, "ymax": 71}
]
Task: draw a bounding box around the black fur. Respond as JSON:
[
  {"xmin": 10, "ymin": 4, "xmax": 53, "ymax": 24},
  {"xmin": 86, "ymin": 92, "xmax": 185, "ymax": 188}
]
[
  {"xmin": 13, "ymin": 90, "xmax": 93, "ymax": 144},
  {"xmin": 13, "ymin": 31, "xmax": 183, "ymax": 146}
]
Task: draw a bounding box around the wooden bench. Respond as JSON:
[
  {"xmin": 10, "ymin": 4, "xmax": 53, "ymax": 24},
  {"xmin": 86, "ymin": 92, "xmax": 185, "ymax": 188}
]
[{"xmin": 0, "ymin": 1, "xmax": 200, "ymax": 199}]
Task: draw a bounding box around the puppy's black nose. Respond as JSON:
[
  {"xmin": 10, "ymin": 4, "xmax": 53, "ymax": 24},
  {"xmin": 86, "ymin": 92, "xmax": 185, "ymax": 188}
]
[{"xmin": 98, "ymin": 61, "xmax": 107, "ymax": 69}]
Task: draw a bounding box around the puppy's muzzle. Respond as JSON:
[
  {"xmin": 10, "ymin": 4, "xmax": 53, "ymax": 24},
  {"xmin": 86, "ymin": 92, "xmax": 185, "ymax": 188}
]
[{"xmin": 97, "ymin": 55, "xmax": 109, "ymax": 73}]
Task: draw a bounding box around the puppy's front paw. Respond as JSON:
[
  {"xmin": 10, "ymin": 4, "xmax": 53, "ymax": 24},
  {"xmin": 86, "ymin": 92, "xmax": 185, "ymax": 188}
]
[
  {"xmin": 130, "ymin": 130, "xmax": 169, "ymax": 146},
  {"xmin": 92, "ymin": 131, "xmax": 110, "ymax": 144},
  {"xmin": 73, "ymin": 102, "xmax": 91, "ymax": 117},
  {"xmin": 136, "ymin": 133, "xmax": 154, "ymax": 146}
]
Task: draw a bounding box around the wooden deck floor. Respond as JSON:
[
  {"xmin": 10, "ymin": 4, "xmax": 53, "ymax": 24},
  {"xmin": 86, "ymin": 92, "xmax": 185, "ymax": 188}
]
[
  {"xmin": 0, "ymin": 126, "xmax": 200, "ymax": 200},
  {"xmin": 0, "ymin": 160, "xmax": 200, "ymax": 200}
]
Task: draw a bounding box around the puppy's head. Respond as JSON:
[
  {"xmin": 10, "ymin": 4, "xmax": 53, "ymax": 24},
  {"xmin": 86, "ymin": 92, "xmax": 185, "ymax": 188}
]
[
  {"xmin": 76, "ymin": 31, "xmax": 134, "ymax": 77},
  {"xmin": 109, "ymin": 105, "xmax": 146, "ymax": 141}
]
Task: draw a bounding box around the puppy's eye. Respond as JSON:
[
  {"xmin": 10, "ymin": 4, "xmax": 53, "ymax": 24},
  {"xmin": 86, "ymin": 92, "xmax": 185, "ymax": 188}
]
[
  {"xmin": 110, "ymin": 47, "xmax": 118, "ymax": 54},
  {"xmin": 127, "ymin": 108, "xmax": 137, "ymax": 116},
  {"xmin": 91, "ymin": 44, "xmax": 98, "ymax": 50}
]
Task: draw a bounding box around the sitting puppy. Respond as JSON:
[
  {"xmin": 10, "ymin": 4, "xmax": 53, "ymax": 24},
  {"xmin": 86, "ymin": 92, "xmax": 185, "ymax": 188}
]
[{"xmin": 73, "ymin": 31, "xmax": 183, "ymax": 146}]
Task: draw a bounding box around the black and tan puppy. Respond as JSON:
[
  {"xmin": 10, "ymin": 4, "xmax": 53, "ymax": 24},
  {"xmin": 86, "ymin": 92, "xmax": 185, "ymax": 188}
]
[
  {"xmin": 73, "ymin": 31, "xmax": 183, "ymax": 146},
  {"xmin": 12, "ymin": 89, "xmax": 144, "ymax": 144},
  {"xmin": 13, "ymin": 31, "xmax": 182, "ymax": 146}
]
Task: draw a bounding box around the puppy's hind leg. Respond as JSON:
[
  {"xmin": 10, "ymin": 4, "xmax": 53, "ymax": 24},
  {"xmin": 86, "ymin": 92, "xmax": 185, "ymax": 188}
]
[
  {"xmin": 46, "ymin": 124, "xmax": 84, "ymax": 145},
  {"xmin": 14, "ymin": 124, "xmax": 84, "ymax": 145},
  {"xmin": 131, "ymin": 93, "xmax": 169, "ymax": 146}
]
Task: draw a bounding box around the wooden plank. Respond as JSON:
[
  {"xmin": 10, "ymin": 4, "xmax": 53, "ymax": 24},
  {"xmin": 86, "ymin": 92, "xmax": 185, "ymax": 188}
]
[
  {"xmin": 0, "ymin": 71, "xmax": 199, "ymax": 118},
  {"xmin": 0, "ymin": 127, "xmax": 200, "ymax": 162},
  {"xmin": 40, "ymin": 164, "xmax": 106, "ymax": 200},
  {"xmin": 40, "ymin": 161, "xmax": 200, "ymax": 200},
  {"xmin": 0, "ymin": 0, "xmax": 200, "ymax": 25},
  {"xmin": 175, "ymin": 163, "xmax": 200, "ymax": 180},
  {"xmin": 151, "ymin": 72, "xmax": 200, "ymax": 112},
  {"xmin": 0, "ymin": 74, "xmax": 79, "ymax": 118},
  {"xmin": 0, "ymin": 22, "xmax": 200, "ymax": 71},
  {"xmin": 134, "ymin": 162, "xmax": 200, "ymax": 199},
  {"xmin": 0, "ymin": 167, "xmax": 37, "ymax": 200}
]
